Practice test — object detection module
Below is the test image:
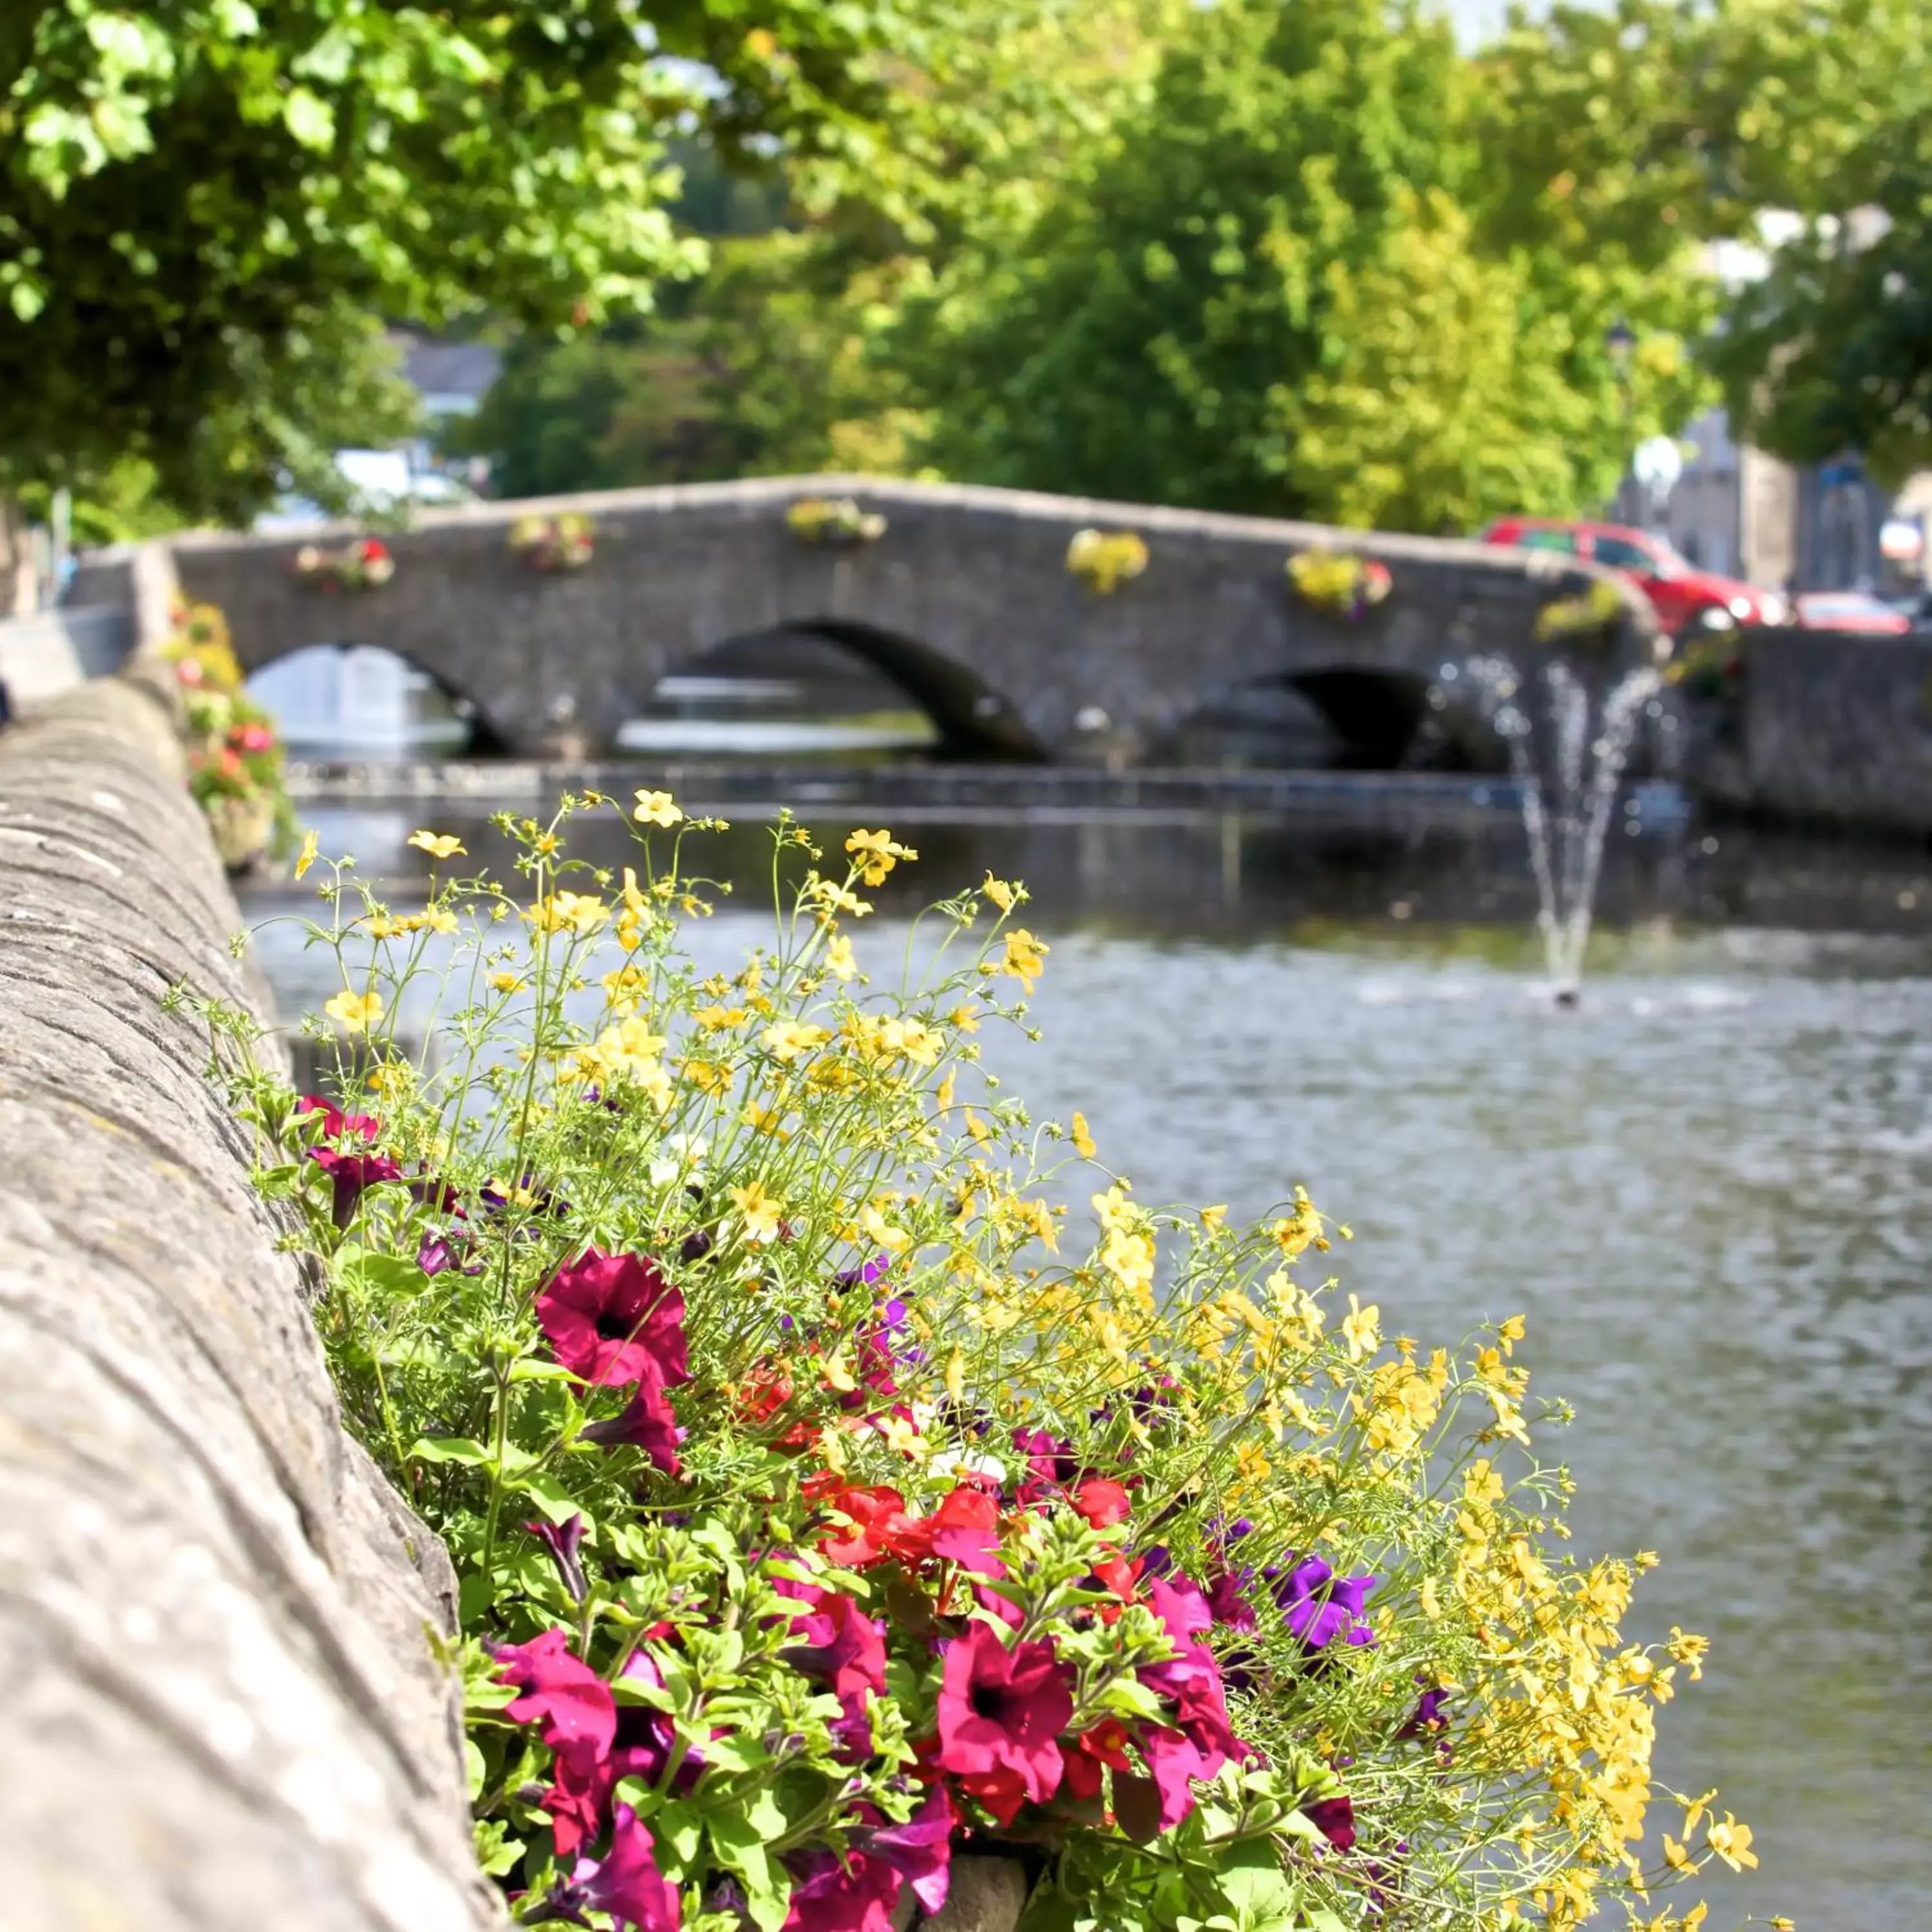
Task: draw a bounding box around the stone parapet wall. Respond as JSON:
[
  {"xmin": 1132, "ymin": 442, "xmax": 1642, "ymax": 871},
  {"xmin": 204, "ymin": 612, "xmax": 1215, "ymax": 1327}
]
[{"xmin": 0, "ymin": 670, "xmax": 493, "ymax": 1932}]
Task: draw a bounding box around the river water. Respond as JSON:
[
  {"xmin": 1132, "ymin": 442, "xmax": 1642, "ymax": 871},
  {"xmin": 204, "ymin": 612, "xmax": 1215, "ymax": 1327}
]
[{"xmin": 244, "ymin": 800, "xmax": 1932, "ymax": 1930}]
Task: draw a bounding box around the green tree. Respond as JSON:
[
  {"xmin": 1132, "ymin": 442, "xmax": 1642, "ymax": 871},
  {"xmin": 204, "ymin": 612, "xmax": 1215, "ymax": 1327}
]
[
  {"xmin": 890, "ymin": 0, "xmax": 1715, "ymax": 529},
  {"xmin": 0, "ymin": 0, "xmax": 930, "ymax": 526}
]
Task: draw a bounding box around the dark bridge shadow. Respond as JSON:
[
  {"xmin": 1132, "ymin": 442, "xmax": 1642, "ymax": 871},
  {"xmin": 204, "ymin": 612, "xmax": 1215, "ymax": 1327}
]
[
  {"xmin": 1157, "ymin": 667, "xmax": 1472, "ymax": 772},
  {"xmin": 640, "ymin": 623, "xmax": 1045, "ymax": 762}
]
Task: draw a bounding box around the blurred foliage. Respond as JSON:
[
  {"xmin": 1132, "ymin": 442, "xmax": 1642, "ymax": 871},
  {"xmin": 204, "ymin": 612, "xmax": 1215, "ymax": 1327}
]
[{"xmin": 0, "ymin": 0, "xmax": 947, "ymax": 524}]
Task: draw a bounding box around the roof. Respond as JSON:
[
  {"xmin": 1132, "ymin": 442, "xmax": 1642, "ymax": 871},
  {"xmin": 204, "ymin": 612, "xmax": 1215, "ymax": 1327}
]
[{"xmin": 394, "ymin": 337, "xmax": 502, "ymax": 404}]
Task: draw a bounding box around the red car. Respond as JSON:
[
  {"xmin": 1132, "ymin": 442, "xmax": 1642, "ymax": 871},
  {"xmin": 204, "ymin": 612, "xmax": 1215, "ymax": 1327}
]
[
  {"xmin": 1481, "ymin": 517, "xmax": 1790, "ymax": 637},
  {"xmin": 1792, "ymin": 591, "xmax": 1911, "ymax": 635}
]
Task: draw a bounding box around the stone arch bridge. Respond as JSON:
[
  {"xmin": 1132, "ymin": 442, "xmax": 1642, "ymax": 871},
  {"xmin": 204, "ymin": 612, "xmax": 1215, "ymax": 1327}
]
[{"xmin": 122, "ymin": 477, "xmax": 1656, "ymax": 762}]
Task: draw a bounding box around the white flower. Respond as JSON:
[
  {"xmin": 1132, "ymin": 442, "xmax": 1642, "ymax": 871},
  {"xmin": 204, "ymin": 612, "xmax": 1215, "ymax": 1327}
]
[{"xmin": 927, "ymin": 1448, "xmax": 1008, "ymax": 1490}]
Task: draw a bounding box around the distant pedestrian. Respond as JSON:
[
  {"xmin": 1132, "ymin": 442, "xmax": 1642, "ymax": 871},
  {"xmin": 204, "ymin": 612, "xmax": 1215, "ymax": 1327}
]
[{"xmin": 0, "ymin": 680, "xmax": 12, "ymax": 728}]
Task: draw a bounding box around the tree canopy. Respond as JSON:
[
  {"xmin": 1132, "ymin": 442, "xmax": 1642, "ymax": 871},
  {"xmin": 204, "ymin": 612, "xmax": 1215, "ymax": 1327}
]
[{"xmin": 0, "ymin": 0, "xmax": 935, "ymax": 522}]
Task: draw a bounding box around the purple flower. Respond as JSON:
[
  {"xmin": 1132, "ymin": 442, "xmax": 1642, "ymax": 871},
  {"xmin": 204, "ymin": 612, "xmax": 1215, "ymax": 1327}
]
[
  {"xmin": 309, "ymin": 1146, "xmax": 403, "ymax": 1227},
  {"xmin": 832, "ymin": 1253, "xmax": 892, "ymax": 1289},
  {"xmin": 858, "ymin": 1787, "xmax": 953, "ymax": 1917},
  {"xmin": 1274, "ymin": 1556, "xmax": 1378, "ymax": 1651},
  {"xmin": 1398, "ymin": 1687, "xmax": 1451, "ymax": 1740},
  {"xmin": 524, "ymin": 1513, "xmax": 589, "ymax": 1604},
  {"xmin": 1204, "ymin": 1566, "xmax": 1258, "ymax": 1632}
]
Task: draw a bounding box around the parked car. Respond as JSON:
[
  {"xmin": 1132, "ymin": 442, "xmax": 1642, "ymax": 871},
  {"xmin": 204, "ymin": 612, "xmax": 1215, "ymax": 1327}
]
[
  {"xmin": 1479, "ymin": 516, "xmax": 1790, "ymax": 636},
  {"xmin": 1792, "ymin": 591, "xmax": 1912, "ymax": 635}
]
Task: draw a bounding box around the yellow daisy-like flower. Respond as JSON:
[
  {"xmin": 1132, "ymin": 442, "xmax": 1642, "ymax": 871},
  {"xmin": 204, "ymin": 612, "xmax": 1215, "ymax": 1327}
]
[
  {"xmin": 488, "ymin": 972, "xmax": 524, "ymax": 994},
  {"xmin": 1070, "ymin": 1110, "xmax": 1096, "ymax": 1159},
  {"xmin": 824, "ymin": 934, "xmax": 857, "ymax": 983},
  {"xmin": 729, "ymin": 1180, "xmax": 784, "ymax": 1245},
  {"xmin": 998, "ymin": 928, "xmax": 1048, "ymax": 994},
  {"xmin": 981, "ymin": 873, "xmax": 1018, "ymax": 913},
  {"xmin": 1705, "ymin": 1815, "xmax": 1757, "ymax": 1873},
  {"xmin": 324, "ymin": 988, "xmax": 383, "ymax": 1034},
  {"xmin": 634, "ymin": 790, "xmax": 683, "ymax": 828},
  {"xmin": 846, "ymin": 827, "xmax": 916, "ymax": 887},
  {"xmin": 1341, "ymin": 1292, "xmax": 1381, "ymax": 1361},
  {"xmin": 407, "ymin": 829, "xmax": 466, "ymax": 860},
  {"xmin": 294, "ymin": 829, "xmax": 319, "ymax": 880}
]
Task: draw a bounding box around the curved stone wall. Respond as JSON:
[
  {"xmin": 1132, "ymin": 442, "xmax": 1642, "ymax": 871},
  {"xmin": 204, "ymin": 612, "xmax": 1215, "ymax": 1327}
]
[{"xmin": 0, "ymin": 670, "xmax": 495, "ymax": 1931}]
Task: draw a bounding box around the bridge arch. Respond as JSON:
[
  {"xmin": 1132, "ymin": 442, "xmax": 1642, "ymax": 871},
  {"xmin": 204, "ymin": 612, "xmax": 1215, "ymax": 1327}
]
[
  {"xmin": 243, "ymin": 641, "xmax": 510, "ymax": 755},
  {"xmin": 638, "ymin": 620, "xmax": 1045, "ymax": 762}
]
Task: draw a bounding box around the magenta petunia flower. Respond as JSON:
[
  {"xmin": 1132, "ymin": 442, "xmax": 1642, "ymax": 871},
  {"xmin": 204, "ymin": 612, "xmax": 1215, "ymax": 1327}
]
[
  {"xmin": 570, "ymin": 1805, "xmax": 681, "ymax": 1930},
  {"xmin": 580, "ymin": 1358, "xmax": 685, "ymax": 1475},
  {"xmin": 858, "ymin": 1787, "xmax": 953, "ymax": 1917},
  {"xmin": 781, "ymin": 1584, "xmax": 887, "ymax": 1705},
  {"xmin": 781, "ymin": 1848, "xmax": 901, "ymax": 1932},
  {"xmin": 296, "ymin": 1094, "xmax": 379, "ymax": 1142},
  {"xmin": 1129, "ymin": 1723, "xmax": 1221, "ymax": 1831},
  {"xmin": 1303, "ymin": 1794, "xmax": 1356, "ymax": 1852},
  {"xmin": 310, "ymin": 1146, "xmax": 404, "ymax": 1227},
  {"xmin": 496, "ymin": 1627, "xmax": 615, "ymax": 1773},
  {"xmin": 542, "ymin": 1653, "xmax": 693, "ymax": 1858},
  {"xmin": 524, "ymin": 1513, "xmax": 589, "ymax": 1604},
  {"xmin": 934, "ymin": 1622, "xmax": 1071, "ymax": 1818},
  {"xmin": 536, "ymin": 1248, "xmax": 689, "ymax": 1389}
]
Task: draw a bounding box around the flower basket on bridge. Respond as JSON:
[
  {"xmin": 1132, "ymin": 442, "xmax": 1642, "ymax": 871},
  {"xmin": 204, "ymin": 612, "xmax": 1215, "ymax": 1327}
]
[
  {"xmin": 1287, "ymin": 548, "xmax": 1391, "ymax": 621},
  {"xmin": 787, "ymin": 496, "xmax": 888, "ymax": 545},
  {"xmin": 291, "ymin": 536, "xmax": 395, "ymax": 593},
  {"xmin": 1065, "ymin": 527, "xmax": 1149, "ymax": 593},
  {"xmin": 1531, "ymin": 577, "xmax": 1624, "ymax": 645},
  {"xmin": 509, "ymin": 512, "xmax": 596, "ymax": 572}
]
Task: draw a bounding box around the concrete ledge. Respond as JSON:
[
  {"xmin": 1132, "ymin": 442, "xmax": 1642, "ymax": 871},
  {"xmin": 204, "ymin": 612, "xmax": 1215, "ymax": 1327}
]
[{"xmin": 0, "ymin": 676, "xmax": 493, "ymax": 1932}]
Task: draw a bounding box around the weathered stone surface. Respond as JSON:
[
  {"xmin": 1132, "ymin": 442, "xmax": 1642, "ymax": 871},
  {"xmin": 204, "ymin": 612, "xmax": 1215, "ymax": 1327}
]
[
  {"xmin": 107, "ymin": 475, "xmax": 1654, "ymax": 762},
  {"xmin": 916, "ymin": 1855, "xmax": 1031, "ymax": 1932},
  {"xmin": 0, "ymin": 676, "xmax": 494, "ymax": 1932}
]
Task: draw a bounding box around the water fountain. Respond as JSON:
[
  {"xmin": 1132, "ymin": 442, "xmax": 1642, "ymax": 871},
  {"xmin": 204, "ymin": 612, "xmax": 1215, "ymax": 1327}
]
[{"xmin": 1463, "ymin": 655, "xmax": 1663, "ymax": 1002}]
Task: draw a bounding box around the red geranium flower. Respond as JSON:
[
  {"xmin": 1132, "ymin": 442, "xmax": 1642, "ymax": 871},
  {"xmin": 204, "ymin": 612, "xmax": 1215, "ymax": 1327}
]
[
  {"xmin": 813, "ymin": 1483, "xmax": 915, "ymax": 1569},
  {"xmin": 1061, "ymin": 1718, "xmax": 1133, "ymax": 1802},
  {"xmin": 933, "ymin": 1621, "xmax": 1071, "ymax": 1822},
  {"xmin": 898, "ymin": 1486, "xmax": 1006, "ymax": 1578},
  {"xmin": 536, "ymin": 1247, "xmax": 688, "ymax": 1388}
]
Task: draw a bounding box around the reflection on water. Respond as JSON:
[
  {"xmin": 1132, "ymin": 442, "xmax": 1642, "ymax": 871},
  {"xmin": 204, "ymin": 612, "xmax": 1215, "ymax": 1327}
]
[{"xmin": 244, "ymin": 809, "xmax": 1932, "ymax": 1929}]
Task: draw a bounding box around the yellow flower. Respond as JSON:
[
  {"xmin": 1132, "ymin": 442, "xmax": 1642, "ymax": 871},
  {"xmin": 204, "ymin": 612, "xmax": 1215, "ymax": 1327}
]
[
  {"xmin": 1667, "ymin": 1628, "xmax": 1710, "ymax": 1680},
  {"xmin": 489, "ymin": 972, "xmax": 525, "ymax": 994},
  {"xmin": 824, "ymin": 933, "xmax": 857, "ymax": 982},
  {"xmin": 634, "ymin": 790, "xmax": 684, "ymax": 828},
  {"xmin": 981, "ymin": 873, "xmax": 1018, "ymax": 913},
  {"xmin": 999, "ymin": 929, "xmax": 1048, "ymax": 994},
  {"xmin": 526, "ymin": 891, "xmax": 609, "ymax": 936},
  {"xmin": 1769, "ymin": 1918, "xmax": 1795, "ymax": 1931},
  {"xmin": 1070, "ymin": 1110, "xmax": 1096, "ymax": 1159},
  {"xmin": 294, "ymin": 829, "xmax": 319, "ymax": 880},
  {"xmin": 325, "ymin": 988, "xmax": 383, "ymax": 1033},
  {"xmin": 366, "ymin": 1062, "xmax": 409, "ymax": 1099},
  {"xmin": 1341, "ymin": 1293, "xmax": 1380, "ymax": 1361},
  {"xmin": 762, "ymin": 1019, "xmax": 830, "ymax": 1063},
  {"xmin": 1705, "ymin": 1814, "xmax": 1756, "ymax": 1873},
  {"xmin": 846, "ymin": 826, "xmax": 916, "ymax": 886},
  {"xmin": 729, "ymin": 1180, "xmax": 783, "ymax": 1245},
  {"xmin": 945, "ymin": 1350, "xmax": 966, "ymax": 1403},
  {"xmin": 1497, "ymin": 1312, "xmax": 1527, "ymax": 1354},
  {"xmin": 1199, "ymin": 1203, "xmax": 1227, "ymax": 1230},
  {"xmin": 407, "ymin": 829, "xmax": 466, "ymax": 860}
]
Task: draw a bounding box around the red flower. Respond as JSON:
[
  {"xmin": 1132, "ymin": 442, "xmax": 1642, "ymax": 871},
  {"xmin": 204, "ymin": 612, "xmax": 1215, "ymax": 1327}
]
[
  {"xmin": 898, "ymin": 1486, "xmax": 1006, "ymax": 1578},
  {"xmin": 1061, "ymin": 1718, "xmax": 1132, "ymax": 1802},
  {"xmin": 495, "ymin": 1627, "xmax": 614, "ymax": 1772},
  {"xmin": 1072, "ymin": 1479, "xmax": 1131, "ymax": 1528},
  {"xmin": 933, "ymin": 1622, "xmax": 1071, "ymax": 1821},
  {"xmin": 536, "ymin": 1248, "xmax": 688, "ymax": 1389},
  {"xmin": 813, "ymin": 1483, "xmax": 915, "ymax": 1569}
]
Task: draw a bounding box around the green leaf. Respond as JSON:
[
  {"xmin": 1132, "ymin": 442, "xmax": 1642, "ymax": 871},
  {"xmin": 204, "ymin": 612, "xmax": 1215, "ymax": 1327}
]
[
  {"xmin": 283, "ymin": 89, "xmax": 336, "ymax": 151},
  {"xmin": 516, "ymin": 1472, "xmax": 586, "ymax": 1526},
  {"xmin": 410, "ymin": 1436, "xmax": 491, "ymax": 1466}
]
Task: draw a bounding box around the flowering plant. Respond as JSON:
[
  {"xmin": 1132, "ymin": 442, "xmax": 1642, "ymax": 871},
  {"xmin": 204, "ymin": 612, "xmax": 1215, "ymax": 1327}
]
[
  {"xmin": 292, "ymin": 535, "xmax": 397, "ymax": 592},
  {"xmin": 185, "ymin": 800, "xmax": 1751, "ymax": 1932},
  {"xmin": 1532, "ymin": 578, "xmax": 1625, "ymax": 645},
  {"xmin": 1663, "ymin": 630, "xmax": 1743, "ymax": 702},
  {"xmin": 512, "ymin": 514, "xmax": 597, "ymax": 573},
  {"xmin": 159, "ymin": 601, "xmax": 298, "ymax": 870},
  {"xmin": 1285, "ymin": 551, "xmax": 1392, "ymax": 622},
  {"xmin": 788, "ymin": 498, "xmax": 888, "ymax": 545},
  {"xmin": 1065, "ymin": 529, "xmax": 1148, "ymax": 594}
]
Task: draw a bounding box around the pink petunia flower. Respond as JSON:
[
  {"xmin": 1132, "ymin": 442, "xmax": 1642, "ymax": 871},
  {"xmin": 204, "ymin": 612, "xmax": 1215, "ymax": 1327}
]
[
  {"xmin": 858, "ymin": 1786, "xmax": 953, "ymax": 1917},
  {"xmin": 495, "ymin": 1627, "xmax": 615, "ymax": 1772},
  {"xmin": 933, "ymin": 1621, "xmax": 1071, "ymax": 1821},
  {"xmin": 581, "ymin": 1358, "xmax": 687, "ymax": 1475},
  {"xmin": 781, "ymin": 1848, "xmax": 900, "ymax": 1932},
  {"xmin": 536, "ymin": 1248, "xmax": 688, "ymax": 1389},
  {"xmin": 569, "ymin": 1804, "xmax": 681, "ymax": 1929}
]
